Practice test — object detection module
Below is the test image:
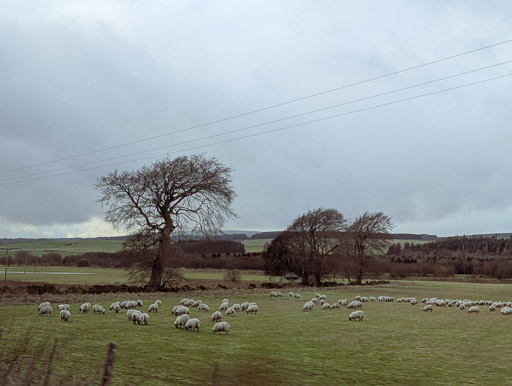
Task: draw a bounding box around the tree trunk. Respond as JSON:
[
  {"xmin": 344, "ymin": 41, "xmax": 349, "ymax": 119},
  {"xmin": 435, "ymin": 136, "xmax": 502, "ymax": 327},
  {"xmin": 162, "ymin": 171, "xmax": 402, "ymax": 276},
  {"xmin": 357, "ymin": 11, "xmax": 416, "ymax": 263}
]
[
  {"xmin": 148, "ymin": 231, "xmax": 170, "ymax": 289},
  {"xmin": 313, "ymin": 272, "xmax": 322, "ymax": 287},
  {"xmin": 301, "ymin": 272, "xmax": 309, "ymax": 285}
]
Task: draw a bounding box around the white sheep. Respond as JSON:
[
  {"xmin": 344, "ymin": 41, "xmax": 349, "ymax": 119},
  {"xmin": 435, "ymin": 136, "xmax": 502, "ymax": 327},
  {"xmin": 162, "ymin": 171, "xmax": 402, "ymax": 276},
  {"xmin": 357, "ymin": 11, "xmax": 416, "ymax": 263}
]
[
  {"xmin": 232, "ymin": 304, "xmax": 241, "ymax": 312},
  {"xmin": 247, "ymin": 304, "xmax": 258, "ymax": 314},
  {"xmin": 294, "ymin": 293, "xmax": 301, "ymax": 299},
  {"xmin": 347, "ymin": 301, "xmax": 362, "ymax": 309},
  {"xmin": 369, "ymin": 297, "xmax": 376, "ymax": 302},
  {"xmin": 211, "ymin": 311, "xmax": 222, "ymax": 322},
  {"xmin": 155, "ymin": 300, "xmax": 162, "ymax": 308},
  {"xmin": 141, "ymin": 313, "xmax": 150, "ymax": 325},
  {"xmin": 174, "ymin": 314, "xmax": 190, "ymax": 329},
  {"xmin": 120, "ymin": 300, "xmax": 129, "ymax": 309},
  {"xmin": 131, "ymin": 311, "xmax": 143, "ymax": 325},
  {"xmin": 219, "ymin": 302, "xmax": 229, "ymax": 312},
  {"xmin": 423, "ymin": 305, "xmax": 433, "ymax": 312},
  {"xmin": 467, "ymin": 306, "xmax": 480, "ymax": 314},
  {"xmin": 222, "ymin": 298, "xmax": 229, "ymax": 304},
  {"xmin": 179, "ymin": 298, "xmax": 189, "ymax": 306},
  {"xmin": 322, "ymin": 303, "xmax": 331, "ymax": 310},
  {"xmin": 148, "ymin": 303, "xmax": 159, "ymax": 313},
  {"xmin": 39, "ymin": 305, "xmax": 52, "ymax": 316},
  {"xmin": 270, "ymin": 291, "xmax": 278, "ymax": 297},
  {"xmin": 109, "ymin": 302, "xmax": 120, "ymax": 311},
  {"xmin": 136, "ymin": 299, "xmax": 144, "ymax": 307},
  {"xmin": 289, "ymin": 291, "xmax": 294, "ymax": 297},
  {"xmin": 185, "ymin": 318, "xmax": 201, "ymax": 332},
  {"xmin": 113, "ymin": 304, "xmax": 121, "ymax": 313},
  {"xmin": 58, "ymin": 304, "xmax": 70, "ymax": 311},
  {"xmin": 127, "ymin": 301, "xmax": 137, "ymax": 309},
  {"xmin": 241, "ymin": 302, "xmax": 249, "ymax": 311},
  {"xmin": 311, "ymin": 298, "xmax": 319, "ymax": 304},
  {"xmin": 348, "ymin": 310, "xmax": 364, "ymax": 321},
  {"xmin": 226, "ymin": 307, "xmax": 235, "ymax": 317},
  {"xmin": 303, "ymin": 301, "xmax": 314, "ymax": 312},
  {"xmin": 171, "ymin": 305, "xmax": 181, "ymax": 315},
  {"xmin": 501, "ymin": 307, "xmax": 512, "ymax": 316},
  {"xmin": 79, "ymin": 303, "xmax": 91, "ymax": 314},
  {"xmin": 212, "ymin": 321, "xmax": 230, "ymax": 335},
  {"xmin": 93, "ymin": 304, "xmax": 105, "ymax": 314},
  {"xmin": 184, "ymin": 299, "xmax": 195, "ymax": 307},
  {"xmin": 198, "ymin": 303, "xmax": 210, "ymax": 312},
  {"xmin": 38, "ymin": 302, "xmax": 50, "ymax": 311},
  {"xmin": 192, "ymin": 300, "xmax": 202, "ymax": 307},
  {"xmin": 127, "ymin": 309, "xmax": 142, "ymax": 322},
  {"xmin": 60, "ymin": 310, "xmax": 70, "ymax": 321},
  {"xmin": 175, "ymin": 306, "xmax": 190, "ymax": 316}
]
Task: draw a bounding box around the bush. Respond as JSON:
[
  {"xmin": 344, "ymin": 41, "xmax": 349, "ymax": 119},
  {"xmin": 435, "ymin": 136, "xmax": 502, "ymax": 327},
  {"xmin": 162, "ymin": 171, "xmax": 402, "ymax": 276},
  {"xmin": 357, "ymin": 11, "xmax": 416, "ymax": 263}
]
[{"xmin": 223, "ymin": 269, "xmax": 241, "ymax": 283}]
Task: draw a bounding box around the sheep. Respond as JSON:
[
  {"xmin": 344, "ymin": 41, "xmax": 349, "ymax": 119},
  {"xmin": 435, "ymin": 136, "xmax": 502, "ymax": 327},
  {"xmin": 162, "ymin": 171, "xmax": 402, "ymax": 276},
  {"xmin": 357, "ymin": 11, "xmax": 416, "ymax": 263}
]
[
  {"xmin": 39, "ymin": 305, "xmax": 52, "ymax": 316},
  {"xmin": 233, "ymin": 304, "xmax": 241, "ymax": 312},
  {"xmin": 184, "ymin": 299, "xmax": 195, "ymax": 307},
  {"xmin": 79, "ymin": 303, "xmax": 91, "ymax": 314},
  {"xmin": 141, "ymin": 313, "xmax": 150, "ymax": 325},
  {"xmin": 175, "ymin": 306, "xmax": 190, "ymax": 316},
  {"xmin": 360, "ymin": 297, "xmax": 369, "ymax": 303},
  {"xmin": 198, "ymin": 303, "xmax": 210, "ymax": 312},
  {"xmin": 246, "ymin": 304, "xmax": 258, "ymax": 314},
  {"xmin": 120, "ymin": 300, "xmax": 129, "ymax": 309},
  {"xmin": 171, "ymin": 305, "xmax": 181, "ymax": 315},
  {"xmin": 294, "ymin": 293, "xmax": 301, "ymax": 299},
  {"xmin": 179, "ymin": 298, "xmax": 189, "ymax": 306},
  {"xmin": 354, "ymin": 296, "xmax": 361, "ymax": 301},
  {"xmin": 276, "ymin": 291, "xmax": 283, "ymax": 297},
  {"xmin": 347, "ymin": 301, "xmax": 362, "ymax": 309},
  {"xmin": 331, "ymin": 302, "xmax": 341, "ymax": 310},
  {"xmin": 60, "ymin": 310, "xmax": 71, "ymax": 321},
  {"xmin": 270, "ymin": 291, "xmax": 278, "ymax": 297},
  {"xmin": 38, "ymin": 302, "xmax": 50, "ymax": 311},
  {"xmin": 348, "ymin": 310, "xmax": 364, "ymax": 321},
  {"xmin": 131, "ymin": 311, "xmax": 143, "ymax": 325},
  {"xmin": 318, "ymin": 294, "xmax": 326, "ymax": 300},
  {"xmin": 315, "ymin": 293, "xmax": 321, "ymax": 299},
  {"xmin": 219, "ymin": 302, "xmax": 229, "ymax": 312},
  {"xmin": 467, "ymin": 306, "xmax": 480, "ymax": 314},
  {"xmin": 155, "ymin": 300, "xmax": 162, "ymax": 308},
  {"xmin": 222, "ymin": 298, "xmax": 229, "ymax": 304},
  {"xmin": 226, "ymin": 307, "xmax": 235, "ymax": 317},
  {"xmin": 369, "ymin": 297, "xmax": 376, "ymax": 302},
  {"xmin": 211, "ymin": 311, "xmax": 222, "ymax": 322},
  {"xmin": 320, "ymin": 299, "xmax": 326, "ymax": 306},
  {"xmin": 174, "ymin": 314, "xmax": 190, "ymax": 329},
  {"xmin": 93, "ymin": 304, "xmax": 106, "ymax": 314},
  {"xmin": 337, "ymin": 299, "xmax": 348, "ymax": 307},
  {"xmin": 58, "ymin": 304, "xmax": 70, "ymax": 311},
  {"xmin": 113, "ymin": 304, "xmax": 121, "ymax": 313},
  {"xmin": 185, "ymin": 318, "xmax": 200, "ymax": 332},
  {"xmin": 322, "ymin": 303, "xmax": 331, "ymax": 310},
  {"xmin": 127, "ymin": 301, "xmax": 138, "ymax": 309},
  {"xmin": 127, "ymin": 309, "xmax": 142, "ymax": 322},
  {"xmin": 148, "ymin": 303, "xmax": 159, "ymax": 313},
  {"xmin": 489, "ymin": 305, "xmax": 496, "ymax": 312},
  {"xmin": 410, "ymin": 299, "xmax": 418, "ymax": 306},
  {"xmin": 212, "ymin": 321, "xmax": 230, "ymax": 335},
  {"xmin": 109, "ymin": 302, "xmax": 120, "ymax": 311},
  {"xmin": 423, "ymin": 305, "xmax": 433, "ymax": 312},
  {"xmin": 303, "ymin": 301, "xmax": 314, "ymax": 312},
  {"xmin": 137, "ymin": 299, "xmax": 144, "ymax": 308},
  {"xmin": 501, "ymin": 307, "xmax": 512, "ymax": 316},
  {"xmin": 289, "ymin": 291, "xmax": 294, "ymax": 297},
  {"xmin": 192, "ymin": 300, "xmax": 202, "ymax": 308},
  {"xmin": 311, "ymin": 298, "xmax": 319, "ymax": 304},
  {"xmin": 241, "ymin": 302, "xmax": 249, "ymax": 311}
]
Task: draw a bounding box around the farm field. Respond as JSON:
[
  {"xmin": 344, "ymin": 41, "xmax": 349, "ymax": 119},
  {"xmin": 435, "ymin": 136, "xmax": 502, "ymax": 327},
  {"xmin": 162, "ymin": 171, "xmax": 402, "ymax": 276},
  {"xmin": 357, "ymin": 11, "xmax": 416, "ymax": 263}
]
[
  {"xmin": 2, "ymin": 281, "xmax": 512, "ymax": 385},
  {"xmin": 242, "ymin": 238, "xmax": 272, "ymax": 252},
  {"xmin": 0, "ymin": 239, "xmax": 124, "ymax": 257}
]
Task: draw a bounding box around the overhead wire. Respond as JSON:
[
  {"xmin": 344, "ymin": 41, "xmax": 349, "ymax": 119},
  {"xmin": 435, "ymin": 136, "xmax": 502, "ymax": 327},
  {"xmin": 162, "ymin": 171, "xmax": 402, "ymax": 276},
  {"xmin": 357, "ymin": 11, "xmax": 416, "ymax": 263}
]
[
  {"xmin": 2, "ymin": 38, "xmax": 512, "ymax": 174},
  {"xmin": 2, "ymin": 71, "xmax": 511, "ymax": 186}
]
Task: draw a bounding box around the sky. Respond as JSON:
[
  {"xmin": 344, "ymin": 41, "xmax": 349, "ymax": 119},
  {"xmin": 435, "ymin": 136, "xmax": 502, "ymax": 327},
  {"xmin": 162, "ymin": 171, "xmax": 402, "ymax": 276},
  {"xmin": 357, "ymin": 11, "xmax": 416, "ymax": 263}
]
[{"xmin": 1, "ymin": 1, "xmax": 512, "ymax": 239}]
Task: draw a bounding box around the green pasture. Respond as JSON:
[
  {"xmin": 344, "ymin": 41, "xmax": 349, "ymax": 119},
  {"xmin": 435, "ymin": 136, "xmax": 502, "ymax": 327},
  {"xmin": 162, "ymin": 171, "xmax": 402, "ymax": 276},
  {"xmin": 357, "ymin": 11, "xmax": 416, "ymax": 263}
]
[
  {"xmin": 242, "ymin": 238, "xmax": 271, "ymax": 252},
  {"xmin": 2, "ymin": 281, "xmax": 512, "ymax": 385},
  {"xmin": 0, "ymin": 239, "xmax": 124, "ymax": 257}
]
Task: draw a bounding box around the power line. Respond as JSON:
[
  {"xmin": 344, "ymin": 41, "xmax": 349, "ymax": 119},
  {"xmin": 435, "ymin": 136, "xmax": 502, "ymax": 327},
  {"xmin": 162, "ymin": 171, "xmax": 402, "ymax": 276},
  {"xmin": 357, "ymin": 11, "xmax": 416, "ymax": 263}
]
[
  {"xmin": 2, "ymin": 71, "xmax": 511, "ymax": 186},
  {"xmin": 1, "ymin": 60, "xmax": 511, "ymax": 183},
  {"xmin": 2, "ymin": 38, "xmax": 512, "ymax": 175}
]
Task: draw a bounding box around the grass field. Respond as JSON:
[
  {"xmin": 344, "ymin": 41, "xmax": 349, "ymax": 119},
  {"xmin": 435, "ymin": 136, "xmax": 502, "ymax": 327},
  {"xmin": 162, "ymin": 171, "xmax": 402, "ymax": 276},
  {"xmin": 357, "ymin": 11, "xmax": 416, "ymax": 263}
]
[
  {"xmin": 2, "ymin": 281, "xmax": 512, "ymax": 385},
  {"xmin": 0, "ymin": 240, "xmax": 124, "ymax": 257}
]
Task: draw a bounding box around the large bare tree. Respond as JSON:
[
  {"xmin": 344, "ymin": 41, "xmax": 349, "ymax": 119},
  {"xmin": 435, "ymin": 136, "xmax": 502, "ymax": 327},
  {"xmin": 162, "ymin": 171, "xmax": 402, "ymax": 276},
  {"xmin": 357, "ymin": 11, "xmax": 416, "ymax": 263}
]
[
  {"xmin": 96, "ymin": 154, "xmax": 236, "ymax": 288},
  {"xmin": 263, "ymin": 208, "xmax": 347, "ymax": 286},
  {"xmin": 343, "ymin": 211, "xmax": 394, "ymax": 284}
]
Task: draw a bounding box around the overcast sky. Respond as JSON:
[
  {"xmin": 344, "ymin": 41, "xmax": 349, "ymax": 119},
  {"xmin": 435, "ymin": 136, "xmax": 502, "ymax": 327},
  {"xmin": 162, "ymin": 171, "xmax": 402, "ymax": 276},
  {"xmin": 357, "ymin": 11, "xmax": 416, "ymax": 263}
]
[{"xmin": 1, "ymin": 1, "xmax": 512, "ymax": 239}]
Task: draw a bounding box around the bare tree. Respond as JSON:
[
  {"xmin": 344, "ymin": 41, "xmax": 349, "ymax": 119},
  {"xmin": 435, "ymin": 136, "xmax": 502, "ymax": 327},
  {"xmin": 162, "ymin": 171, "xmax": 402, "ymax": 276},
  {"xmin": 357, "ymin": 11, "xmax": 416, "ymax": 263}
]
[
  {"xmin": 263, "ymin": 208, "xmax": 347, "ymax": 286},
  {"xmin": 96, "ymin": 154, "xmax": 236, "ymax": 288},
  {"xmin": 342, "ymin": 211, "xmax": 394, "ymax": 284}
]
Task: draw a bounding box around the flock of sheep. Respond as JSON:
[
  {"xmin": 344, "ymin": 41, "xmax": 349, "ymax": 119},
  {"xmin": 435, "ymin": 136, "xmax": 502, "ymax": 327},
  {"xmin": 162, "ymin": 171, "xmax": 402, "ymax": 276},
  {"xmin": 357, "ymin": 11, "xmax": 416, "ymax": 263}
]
[{"xmin": 37, "ymin": 296, "xmax": 260, "ymax": 335}]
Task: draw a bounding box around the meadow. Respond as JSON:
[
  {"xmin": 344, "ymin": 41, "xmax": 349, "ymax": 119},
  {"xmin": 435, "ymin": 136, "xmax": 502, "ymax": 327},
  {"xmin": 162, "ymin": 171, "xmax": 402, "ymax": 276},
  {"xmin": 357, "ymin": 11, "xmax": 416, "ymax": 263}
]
[
  {"xmin": 2, "ymin": 281, "xmax": 512, "ymax": 385},
  {"xmin": 0, "ymin": 239, "xmax": 124, "ymax": 257}
]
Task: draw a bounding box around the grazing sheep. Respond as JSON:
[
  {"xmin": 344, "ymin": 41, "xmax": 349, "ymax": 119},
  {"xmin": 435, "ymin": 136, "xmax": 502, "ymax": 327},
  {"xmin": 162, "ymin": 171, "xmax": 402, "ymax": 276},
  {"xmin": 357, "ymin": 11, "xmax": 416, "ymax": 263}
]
[
  {"xmin": 38, "ymin": 302, "xmax": 50, "ymax": 311},
  {"xmin": 222, "ymin": 298, "xmax": 229, "ymax": 304},
  {"xmin": 410, "ymin": 299, "xmax": 418, "ymax": 306},
  {"xmin": 184, "ymin": 299, "xmax": 195, "ymax": 307},
  {"xmin": 60, "ymin": 310, "xmax": 70, "ymax": 321},
  {"xmin": 127, "ymin": 301, "xmax": 138, "ymax": 309},
  {"xmin": 241, "ymin": 302, "xmax": 249, "ymax": 311},
  {"xmin": 192, "ymin": 300, "xmax": 202, "ymax": 308},
  {"xmin": 360, "ymin": 297, "xmax": 369, "ymax": 303},
  {"xmin": 109, "ymin": 302, "xmax": 120, "ymax": 311},
  {"xmin": 489, "ymin": 305, "xmax": 496, "ymax": 312},
  {"xmin": 120, "ymin": 300, "xmax": 129, "ymax": 309},
  {"xmin": 212, "ymin": 321, "xmax": 230, "ymax": 335},
  {"xmin": 39, "ymin": 305, "xmax": 52, "ymax": 316},
  {"xmin": 141, "ymin": 313, "xmax": 150, "ymax": 325},
  {"xmin": 303, "ymin": 301, "xmax": 314, "ymax": 312},
  {"xmin": 354, "ymin": 296, "xmax": 361, "ymax": 301},
  {"xmin": 459, "ymin": 304, "xmax": 466, "ymax": 310},
  {"xmin": 369, "ymin": 297, "xmax": 376, "ymax": 302},
  {"xmin": 174, "ymin": 314, "xmax": 190, "ymax": 329},
  {"xmin": 127, "ymin": 309, "xmax": 142, "ymax": 322},
  {"xmin": 179, "ymin": 298, "xmax": 189, "ymax": 306},
  {"xmin": 171, "ymin": 305, "xmax": 181, "ymax": 315},
  {"xmin": 93, "ymin": 304, "xmax": 105, "ymax": 314},
  {"xmin": 501, "ymin": 307, "xmax": 512, "ymax": 316},
  {"xmin": 320, "ymin": 299, "xmax": 326, "ymax": 306},
  {"xmin": 289, "ymin": 292, "xmax": 294, "ymax": 297},
  {"xmin": 58, "ymin": 304, "xmax": 70, "ymax": 311},
  {"xmin": 295, "ymin": 293, "xmax": 301, "ymax": 299},
  {"xmin": 226, "ymin": 307, "xmax": 235, "ymax": 317},
  {"xmin": 175, "ymin": 306, "xmax": 190, "ymax": 316},
  {"xmin": 131, "ymin": 311, "xmax": 143, "ymax": 325},
  {"xmin": 198, "ymin": 304, "xmax": 210, "ymax": 312},
  {"xmin": 347, "ymin": 301, "xmax": 362, "ymax": 309},
  {"xmin": 233, "ymin": 304, "xmax": 241, "ymax": 312},
  {"xmin": 348, "ymin": 310, "xmax": 364, "ymax": 321},
  {"xmin": 113, "ymin": 304, "xmax": 121, "ymax": 313},
  {"xmin": 79, "ymin": 303, "xmax": 91, "ymax": 314},
  {"xmin": 246, "ymin": 304, "xmax": 258, "ymax": 314},
  {"xmin": 219, "ymin": 303, "xmax": 229, "ymax": 312},
  {"xmin": 137, "ymin": 299, "xmax": 144, "ymax": 308},
  {"xmin": 185, "ymin": 318, "xmax": 201, "ymax": 332},
  {"xmin": 155, "ymin": 300, "xmax": 162, "ymax": 308},
  {"xmin": 311, "ymin": 298, "xmax": 319, "ymax": 304},
  {"xmin": 211, "ymin": 311, "xmax": 222, "ymax": 322},
  {"xmin": 423, "ymin": 305, "xmax": 433, "ymax": 312},
  {"xmin": 149, "ymin": 303, "xmax": 159, "ymax": 313},
  {"xmin": 331, "ymin": 302, "xmax": 341, "ymax": 310},
  {"xmin": 322, "ymin": 303, "xmax": 331, "ymax": 310},
  {"xmin": 337, "ymin": 299, "xmax": 348, "ymax": 307},
  {"xmin": 270, "ymin": 291, "xmax": 278, "ymax": 297},
  {"xmin": 468, "ymin": 306, "xmax": 480, "ymax": 314}
]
